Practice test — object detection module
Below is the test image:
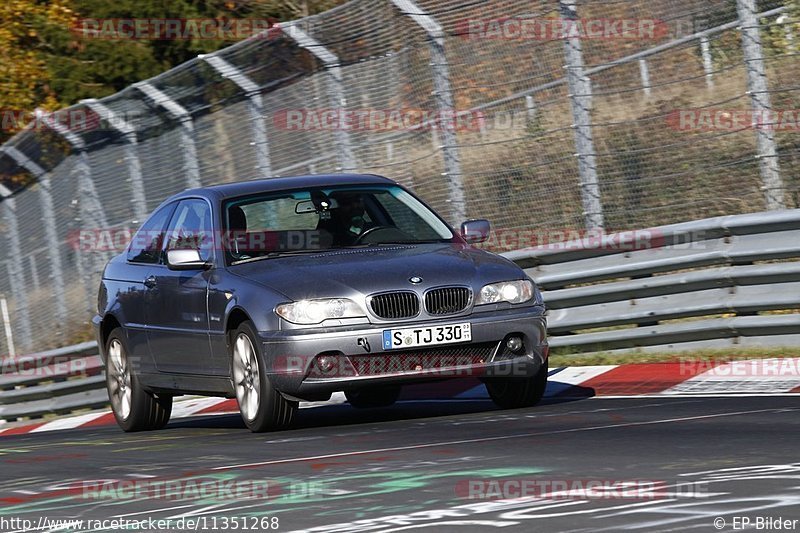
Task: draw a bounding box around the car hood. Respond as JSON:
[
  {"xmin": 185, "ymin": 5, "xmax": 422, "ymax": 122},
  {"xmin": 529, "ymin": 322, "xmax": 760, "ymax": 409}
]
[{"xmin": 229, "ymin": 243, "xmax": 525, "ymax": 301}]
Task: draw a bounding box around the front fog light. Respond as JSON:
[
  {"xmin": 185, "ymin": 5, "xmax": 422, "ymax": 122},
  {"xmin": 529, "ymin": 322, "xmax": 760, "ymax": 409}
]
[
  {"xmin": 316, "ymin": 355, "xmax": 337, "ymax": 373},
  {"xmin": 506, "ymin": 336, "xmax": 524, "ymax": 353},
  {"xmin": 276, "ymin": 298, "xmax": 364, "ymax": 325}
]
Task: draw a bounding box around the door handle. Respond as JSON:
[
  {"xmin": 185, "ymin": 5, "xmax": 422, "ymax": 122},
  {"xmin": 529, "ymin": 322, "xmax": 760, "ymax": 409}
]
[{"xmin": 144, "ymin": 275, "xmax": 157, "ymax": 289}]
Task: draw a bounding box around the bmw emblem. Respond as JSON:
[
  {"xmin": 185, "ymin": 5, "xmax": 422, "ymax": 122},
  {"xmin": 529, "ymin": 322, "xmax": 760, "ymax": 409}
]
[{"xmin": 409, "ymin": 276, "xmax": 423, "ymax": 284}]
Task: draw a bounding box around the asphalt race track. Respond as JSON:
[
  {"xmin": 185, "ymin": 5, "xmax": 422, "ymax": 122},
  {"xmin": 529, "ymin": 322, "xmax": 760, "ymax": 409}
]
[{"xmin": 1, "ymin": 396, "xmax": 799, "ymax": 532}]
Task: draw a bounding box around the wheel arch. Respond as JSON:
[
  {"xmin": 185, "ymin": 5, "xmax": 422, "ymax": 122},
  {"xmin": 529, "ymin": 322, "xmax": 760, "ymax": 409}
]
[
  {"xmin": 99, "ymin": 313, "xmax": 122, "ymax": 362},
  {"xmin": 225, "ymin": 307, "xmax": 252, "ymax": 339}
]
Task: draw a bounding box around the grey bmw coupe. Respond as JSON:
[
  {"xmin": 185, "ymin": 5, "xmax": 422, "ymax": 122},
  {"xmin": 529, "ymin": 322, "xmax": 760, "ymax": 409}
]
[{"xmin": 93, "ymin": 174, "xmax": 548, "ymax": 432}]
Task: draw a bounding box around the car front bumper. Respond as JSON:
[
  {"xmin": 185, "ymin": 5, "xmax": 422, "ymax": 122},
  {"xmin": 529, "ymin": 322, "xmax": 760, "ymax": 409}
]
[{"xmin": 259, "ymin": 305, "xmax": 548, "ymax": 401}]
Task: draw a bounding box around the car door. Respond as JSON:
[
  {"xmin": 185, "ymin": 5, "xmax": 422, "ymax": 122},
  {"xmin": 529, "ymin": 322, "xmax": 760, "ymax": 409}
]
[
  {"xmin": 145, "ymin": 198, "xmax": 215, "ymax": 375},
  {"xmin": 122, "ymin": 202, "xmax": 177, "ymax": 365}
]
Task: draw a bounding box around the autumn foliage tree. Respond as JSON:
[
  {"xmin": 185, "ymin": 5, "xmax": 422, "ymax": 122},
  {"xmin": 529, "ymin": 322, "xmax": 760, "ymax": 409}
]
[
  {"xmin": 0, "ymin": 0, "xmax": 345, "ymax": 143},
  {"xmin": 0, "ymin": 0, "xmax": 74, "ymax": 141}
]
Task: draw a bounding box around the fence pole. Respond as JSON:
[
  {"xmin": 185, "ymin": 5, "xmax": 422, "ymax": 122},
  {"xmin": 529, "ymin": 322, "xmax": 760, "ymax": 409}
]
[
  {"xmin": 202, "ymin": 54, "xmax": 273, "ymax": 178},
  {"xmin": 638, "ymin": 59, "xmax": 652, "ymax": 97},
  {"xmin": 28, "ymin": 256, "xmax": 40, "ymax": 292},
  {"xmin": 282, "ymin": 23, "xmax": 357, "ymax": 172},
  {"xmin": 736, "ymin": 0, "xmax": 785, "ymax": 210},
  {"xmin": 2, "ymin": 145, "xmax": 68, "ymax": 327},
  {"xmin": 81, "ymin": 99, "xmax": 148, "ymax": 222},
  {"xmin": 389, "ymin": 0, "xmax": 466, "ymax": 224},
  {"xmin": 38, "ymin": 109, "xmax": 111, "ymax": 312},
  {"xmin": 561, "ymin": 0, "xmax": 605, "ymax": 230},
  {"xmin": 134, "ymin": 82, "xmax": 202, "ymax": 189},
  {"xmin": 0, "ymin": 198, "xmax": 33, "ymax": 351},
  {"xmin": 78, "ymin": 150, "xmax": 111, "ymax": 312},
  {"xmin": 700, "ymin": 35, "xmax": 715, "ymax": 88},
  {"xmin": 0, "ymin": 296, "xmax": 15, "ymax": 359},
  {"xmin": 526, "ymin": 95, "xmax": 537, "ymax": 123}
]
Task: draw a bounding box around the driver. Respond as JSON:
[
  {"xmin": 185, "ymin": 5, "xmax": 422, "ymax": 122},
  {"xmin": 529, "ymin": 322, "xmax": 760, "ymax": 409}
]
[{"xmin": 319, "ymin": 191, "xmax": 373, "ymax": 246}]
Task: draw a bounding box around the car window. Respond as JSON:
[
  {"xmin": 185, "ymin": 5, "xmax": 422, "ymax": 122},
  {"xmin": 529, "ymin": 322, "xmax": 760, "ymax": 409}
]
[
  {"xmin": 224, "ymin": 185, "xmax": 454, "ymax": 265},
  {"xmin": 241, "ymin": 195, "xmax": 318, "ymax": 231},
  {"xmin": 371, "ymin": 190, "xmax": 443, "ymax": 241},
  {"xmin": 164, "ymin": 199, "xmax": 214, "ymax": 262},
  {"xmin": 127, "ymin": 203, "xmax": 175, "ymax": 264}
]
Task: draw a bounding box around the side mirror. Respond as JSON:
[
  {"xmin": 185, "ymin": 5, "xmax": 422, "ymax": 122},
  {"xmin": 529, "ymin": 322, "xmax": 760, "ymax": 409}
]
[
  {"xmin": 166, "ymin": 249, "xmax": 212, "ymax": 271},
  {"xmin": 460, "ymin": 219, "xmax": 491, "ymax": 244}
]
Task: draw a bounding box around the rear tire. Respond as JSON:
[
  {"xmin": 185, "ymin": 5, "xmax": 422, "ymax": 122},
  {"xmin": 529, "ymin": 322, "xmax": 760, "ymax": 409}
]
[
  {"xmin": 485, "ymin": 359, "xmax": 548, "ymax": 409},
  {"xmin": 345, "ymin": 386, "xmax": 401, "ymax": 408},
  {"xmin": 231, "ymin": 321, "xmax": 297, "ymax": 432},
  {"xmin": 105, "ymin": 328, "xmax": 172, "ymax": 432}
]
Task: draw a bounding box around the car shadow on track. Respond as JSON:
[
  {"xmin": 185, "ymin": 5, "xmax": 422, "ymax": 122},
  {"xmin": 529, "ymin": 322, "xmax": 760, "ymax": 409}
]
[{"xmin": 166, "ymin": 394, "xmax": 592, "ymax": 432}]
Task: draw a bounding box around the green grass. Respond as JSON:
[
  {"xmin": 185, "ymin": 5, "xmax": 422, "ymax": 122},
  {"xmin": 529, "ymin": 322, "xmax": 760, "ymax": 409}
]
[{"xmin": 549, "ymin": 347, "xmax": 800, "ymax": 367}]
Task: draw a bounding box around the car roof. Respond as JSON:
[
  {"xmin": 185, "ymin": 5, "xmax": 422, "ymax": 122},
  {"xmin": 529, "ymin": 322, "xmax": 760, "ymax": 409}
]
[{"xmin": 167, "ymin": 174, "xmax": 397, "ymax": 203}]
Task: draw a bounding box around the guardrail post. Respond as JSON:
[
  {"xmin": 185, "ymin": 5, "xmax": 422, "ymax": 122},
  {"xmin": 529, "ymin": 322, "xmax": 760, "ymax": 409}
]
[
  {"xmin": 561, "ymin": 0, "xmax": 605, "ymax": 231},
  {"xmin": 81, "ymin": 99, "xmax": 148, "ymax": 222},
  {"xmin": 134, "ymin": 82, "xmax": 201, "ymax": 189},
  {"xmin": 736, "ymin": 0, "xmax": 785, "ymax": 210},
  {"xmin": 0, "ymin": 197, "xmax": 33, "ymax": 351},
  {"xmin": 282, "ymin": 23, "xmax": 357, "ymax": 172},
  {"xmin": 1, "ymin": 145, "xmax": 68, "ymax": 327},
  {"xmin": 202, "ymin": 54, "xmax": 273, "ymax": 178},
  {"xmin": 389, "ymin": 0, "xmax": 466, "ymax": 224}
]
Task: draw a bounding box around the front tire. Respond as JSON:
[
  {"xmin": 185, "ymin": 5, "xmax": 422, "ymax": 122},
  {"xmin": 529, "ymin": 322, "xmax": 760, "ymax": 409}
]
[
  {"xmin": 345, "ymin": 386, "xmax": 401, "ymax": 408},
  {"xmin": 105, "ymin": 328, "xmax": 172, "ymax": 432},
  {"xmin": 485, "ymin": 359, "xmax": 549, "ymax": 409},
  {"xmin": 231, "ymin": 321, "xmax": 297, "ymax": 432}
]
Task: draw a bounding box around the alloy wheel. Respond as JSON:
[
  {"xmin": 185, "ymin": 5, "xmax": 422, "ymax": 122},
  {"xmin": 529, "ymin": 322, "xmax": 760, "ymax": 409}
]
[
  {"xmin": 233, "ymin": 333, "xmax": 261, "ymax": 421},
  {"xmin": 108, "ymin": 338, "xmax": 132, "ymax": 420}
]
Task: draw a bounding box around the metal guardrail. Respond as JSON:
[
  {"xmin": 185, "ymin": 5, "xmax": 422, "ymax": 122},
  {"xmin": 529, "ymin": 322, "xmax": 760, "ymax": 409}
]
[
  {"xmin": 1, "ymin": 210, "xmax": 799, "ymax": 422},
  {"xmin": 0, "ymin": 342, "xmax": 106, "ymax": 421},
  {"xmin": 505, "ymin": 210, "xmax": 800, "ymax": 354}
]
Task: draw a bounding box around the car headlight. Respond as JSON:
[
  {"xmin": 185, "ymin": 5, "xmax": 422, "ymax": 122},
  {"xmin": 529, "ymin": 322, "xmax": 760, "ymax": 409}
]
[
  {"xmin": 475, "ymin": 280, "xmax": 534, "ymax": 305},
  {"xmin": 276, "ymin": 298, "xmax": 365, "ymax": 325}
]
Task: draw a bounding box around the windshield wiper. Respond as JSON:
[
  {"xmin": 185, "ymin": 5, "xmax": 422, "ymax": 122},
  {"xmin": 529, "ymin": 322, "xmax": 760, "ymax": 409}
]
[
  {"xmin": 370, "ymin": 240, "xmax": 448, "ymax": 245},
  {"xmin": 231, "ymin": 249, "xmax": 327, "ymax": 265},
  {"xmin": 231, "ymin": 242, "xmax": 447, "ymax": 265}
]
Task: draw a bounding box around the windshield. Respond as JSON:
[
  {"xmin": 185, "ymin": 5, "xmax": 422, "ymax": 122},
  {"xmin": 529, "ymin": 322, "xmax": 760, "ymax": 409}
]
[{"xmin": 223, "ymin": 185, "xmax": 455, "ymax": 265}]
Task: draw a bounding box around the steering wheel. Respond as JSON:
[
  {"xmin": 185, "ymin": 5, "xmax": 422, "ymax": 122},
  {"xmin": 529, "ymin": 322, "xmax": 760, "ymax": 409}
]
[{"xmin": 354, "ymin": 226, "xmax": 413, "ymax": 245}]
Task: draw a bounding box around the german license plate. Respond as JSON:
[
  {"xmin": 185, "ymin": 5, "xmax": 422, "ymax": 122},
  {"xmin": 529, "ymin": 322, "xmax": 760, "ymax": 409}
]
[{"xmin": 383, "ymin": 323, "xmax": 472, "ymax": 350}]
